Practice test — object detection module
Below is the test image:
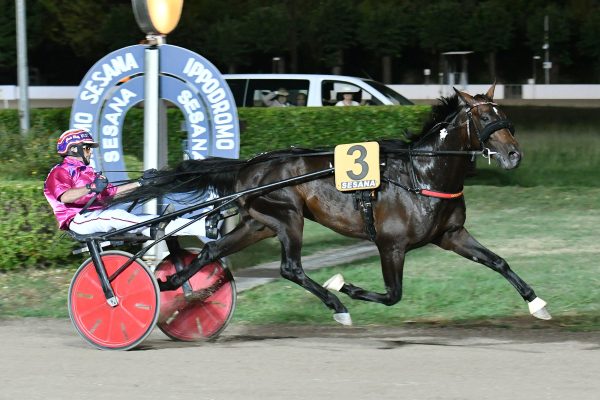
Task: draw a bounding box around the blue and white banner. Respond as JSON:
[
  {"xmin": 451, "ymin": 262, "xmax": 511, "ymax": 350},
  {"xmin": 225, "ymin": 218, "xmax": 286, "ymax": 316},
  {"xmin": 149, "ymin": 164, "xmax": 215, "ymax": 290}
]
[{"xmin": 70, "ymin": 44, "xmax": 240, "ymax": 185}]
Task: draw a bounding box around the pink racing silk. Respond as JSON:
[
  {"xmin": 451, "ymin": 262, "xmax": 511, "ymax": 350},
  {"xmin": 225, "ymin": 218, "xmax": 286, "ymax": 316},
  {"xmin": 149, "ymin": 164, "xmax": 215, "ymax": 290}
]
[{"xmin": 43, "ymin": 158, "xmax": 118, "ymax": 230}]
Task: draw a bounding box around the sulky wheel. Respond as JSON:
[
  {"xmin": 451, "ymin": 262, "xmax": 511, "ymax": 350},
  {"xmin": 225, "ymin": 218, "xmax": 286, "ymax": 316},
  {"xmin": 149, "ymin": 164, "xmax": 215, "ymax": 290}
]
[
  {"xmin": 68, "ymin": 251, "xmax": 160, "ymax": 350},
  {"xmin": 155, "ymin": 248, "xmax": 236, "ymax": 341}
]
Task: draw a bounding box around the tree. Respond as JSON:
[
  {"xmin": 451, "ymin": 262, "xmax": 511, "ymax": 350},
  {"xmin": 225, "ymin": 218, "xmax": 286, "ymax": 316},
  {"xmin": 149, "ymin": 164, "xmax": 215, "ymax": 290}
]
[
  {"xmin": 357, "ymin": 0, "xmax": 413, "ymax": 83},
  {"xmin": 578, "ymin": 8, "xmax": 600, "ymax": 81},
  {"xmin": 203, "ymin": 16, "xmax": 252, "ymax": 73},
  {"xmin": 417, "ymin": 0, "xmax": 473, "ymax": 82},
  {"xmin": 307, "ymin": 0, "xmax": 359, "ymax": 74},
  {"xmin": 418, "ymin": 1, "xmax": 472, "ymax": 53},
  {"xmin": 467, "ymin": 0, "xmax": 514, "ymax": 82},
  {"xmin": 525, "ymin": 3, "xmax": 573, "ymax": 83},
  {"xmin": 0, "ymin": 0, "xmax": 17, "ymax": 72},
  {"xmin": 0, "ymin": 0, "xmax": 55, "ymax": 83},
  {"xmin": 170, "ymin": 0, "xmax": 249, "ymax": 66}
]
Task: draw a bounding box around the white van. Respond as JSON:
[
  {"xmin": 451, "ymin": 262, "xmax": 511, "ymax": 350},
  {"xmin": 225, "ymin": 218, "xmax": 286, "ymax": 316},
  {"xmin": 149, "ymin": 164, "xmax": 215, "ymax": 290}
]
[{"xmin": 223, "ymin": 74, "xmax": 413, "ymax": 107}]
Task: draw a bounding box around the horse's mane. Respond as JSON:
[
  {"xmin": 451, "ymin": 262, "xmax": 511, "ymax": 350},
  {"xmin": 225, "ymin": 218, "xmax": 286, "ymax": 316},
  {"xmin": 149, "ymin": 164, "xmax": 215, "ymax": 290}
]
[
  {"xmin": 419, "ymin": 94, "xmax": 461, "ymax": 137},
  {"xmin": 377, "ymin": 94, "xmax": 462, "ymax": 153}
]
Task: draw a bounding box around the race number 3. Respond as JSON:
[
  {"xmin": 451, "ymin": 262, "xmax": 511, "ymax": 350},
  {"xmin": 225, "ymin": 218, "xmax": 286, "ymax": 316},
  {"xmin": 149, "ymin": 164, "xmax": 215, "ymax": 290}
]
[{"xmin": 334, "ymin": 141, "xmax": 380, "ymax": 191}]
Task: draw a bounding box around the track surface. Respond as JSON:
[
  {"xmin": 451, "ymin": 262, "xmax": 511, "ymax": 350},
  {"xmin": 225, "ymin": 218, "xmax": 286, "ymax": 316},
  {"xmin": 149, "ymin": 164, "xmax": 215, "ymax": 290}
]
[{"xmin": 1, "ymin": 318, "xmax": 598, "ymax": 400}]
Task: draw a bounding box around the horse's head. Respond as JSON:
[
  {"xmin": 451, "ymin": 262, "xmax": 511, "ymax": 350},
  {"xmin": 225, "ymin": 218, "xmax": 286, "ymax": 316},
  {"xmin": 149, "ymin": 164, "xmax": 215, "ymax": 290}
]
[{"xmin": 454, "ymin": 84, "xmax": 521, "ymax": 169}]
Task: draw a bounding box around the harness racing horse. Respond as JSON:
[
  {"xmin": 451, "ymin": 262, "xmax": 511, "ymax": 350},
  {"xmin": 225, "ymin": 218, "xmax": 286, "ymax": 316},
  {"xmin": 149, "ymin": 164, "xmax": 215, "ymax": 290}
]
[{"xmin": 112, "ymin": 84, "xmax": 551, "ymax": 325}]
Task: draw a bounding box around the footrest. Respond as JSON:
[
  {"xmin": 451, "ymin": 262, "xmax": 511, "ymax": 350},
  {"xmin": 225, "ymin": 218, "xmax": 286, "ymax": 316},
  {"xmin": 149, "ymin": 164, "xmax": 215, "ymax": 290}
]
[
  {"xmin": 66, "ymin": 231, "xmax": 152, "ymax": 254},
  {"xmin": 66, "ymin": 230, "xmax": 151, "ymax": 242}
]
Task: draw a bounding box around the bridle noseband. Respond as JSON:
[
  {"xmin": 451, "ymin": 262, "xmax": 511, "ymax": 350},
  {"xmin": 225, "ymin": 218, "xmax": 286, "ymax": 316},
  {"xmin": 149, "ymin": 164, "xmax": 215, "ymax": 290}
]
[{"xmin": 466, "ymin": 101, "xmax": 516, "ymax": 144}]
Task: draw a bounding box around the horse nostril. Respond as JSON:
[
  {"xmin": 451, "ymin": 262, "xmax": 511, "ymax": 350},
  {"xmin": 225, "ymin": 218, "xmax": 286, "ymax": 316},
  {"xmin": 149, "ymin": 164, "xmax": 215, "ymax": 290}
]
[{"xmin": 509, "ymin": 151, "xmax": 521, "ymax": 163}]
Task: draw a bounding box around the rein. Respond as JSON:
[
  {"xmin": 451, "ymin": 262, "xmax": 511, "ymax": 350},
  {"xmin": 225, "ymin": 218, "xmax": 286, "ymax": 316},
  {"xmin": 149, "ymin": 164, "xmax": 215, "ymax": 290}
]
[{"xmin": 107, "ymin": 100, "xmax": 513, "ymax": 202}]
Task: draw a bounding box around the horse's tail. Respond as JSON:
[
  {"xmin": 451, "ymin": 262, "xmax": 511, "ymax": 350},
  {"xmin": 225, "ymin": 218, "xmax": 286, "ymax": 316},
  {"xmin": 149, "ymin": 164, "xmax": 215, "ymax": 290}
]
[{"xmin": 109, "ymin": 157, "xmax": 247, "ymax": 206}]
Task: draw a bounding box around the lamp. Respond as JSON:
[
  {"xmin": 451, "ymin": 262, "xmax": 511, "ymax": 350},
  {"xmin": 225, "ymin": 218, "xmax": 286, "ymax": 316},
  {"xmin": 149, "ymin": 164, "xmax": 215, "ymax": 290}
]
[
  {"xmin": 532, "ymin": 55, "xmax": 541, "ymax": 84},
  {"xmin": 132, "ymin": 0, "xmax": 184, "ymax": 36}
]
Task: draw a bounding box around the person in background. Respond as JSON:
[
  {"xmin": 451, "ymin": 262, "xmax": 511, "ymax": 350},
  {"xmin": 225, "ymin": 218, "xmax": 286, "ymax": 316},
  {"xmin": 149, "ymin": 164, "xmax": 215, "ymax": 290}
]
[
  {"xmin": 295, "ymin": 92, "xmax": 307, "ymax": 106},
  {"xmin": 335, "ymin": 85, "xmax": 360, "ymax": 106},
  {"xmin": 263, "ymin": 88, "xmax": 293, "ymax": 107},
  {"xmin": 43, "ymin": 128, "xmax": 208, "ymax": 239},
  {"xmin": 335, "ymin": 92, "xmax": 360, "ymax": 106}
]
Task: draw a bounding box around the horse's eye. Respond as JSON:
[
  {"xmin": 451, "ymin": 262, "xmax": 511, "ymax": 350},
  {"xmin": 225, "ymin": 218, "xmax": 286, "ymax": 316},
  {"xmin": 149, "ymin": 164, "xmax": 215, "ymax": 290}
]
[{"xmin": 481, "ymin": 116, "xmax": 490, "ymax": 122}]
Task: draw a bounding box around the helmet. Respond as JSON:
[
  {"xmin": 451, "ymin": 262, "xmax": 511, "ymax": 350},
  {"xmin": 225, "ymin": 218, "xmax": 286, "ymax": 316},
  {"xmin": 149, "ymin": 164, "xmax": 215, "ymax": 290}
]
[{"xmin": 57, "ymin": 129, "xmax": 99, "ymax": 156}]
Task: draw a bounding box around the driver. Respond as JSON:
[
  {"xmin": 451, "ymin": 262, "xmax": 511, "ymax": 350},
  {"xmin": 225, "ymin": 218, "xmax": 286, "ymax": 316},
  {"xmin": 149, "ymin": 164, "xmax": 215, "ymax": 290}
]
[{"xmin": 43, "ymin": 128, "xmax": 208, "ymax": 238}]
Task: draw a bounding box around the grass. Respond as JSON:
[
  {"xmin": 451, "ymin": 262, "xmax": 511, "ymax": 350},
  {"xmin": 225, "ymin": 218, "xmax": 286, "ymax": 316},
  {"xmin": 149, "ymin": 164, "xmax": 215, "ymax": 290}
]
[
  {"xmin": 0, "ymin": 269, "xmax": 71, "ymax": 318},
  {"xmin": 468, "ymin": 128, "xmax": 600, "ymax": 187}
]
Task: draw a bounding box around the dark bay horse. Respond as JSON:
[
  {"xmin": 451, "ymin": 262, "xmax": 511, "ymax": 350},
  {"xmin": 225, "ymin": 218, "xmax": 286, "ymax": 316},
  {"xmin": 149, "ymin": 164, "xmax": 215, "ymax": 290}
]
[{"xmin": 111, "ymin": 84, "xmax": 551, "ymax": 325}]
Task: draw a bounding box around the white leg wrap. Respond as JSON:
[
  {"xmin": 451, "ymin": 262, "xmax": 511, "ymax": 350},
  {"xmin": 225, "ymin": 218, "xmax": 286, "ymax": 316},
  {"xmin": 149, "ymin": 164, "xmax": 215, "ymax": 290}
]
[
  {"xmin": 323, "ymin": 273, "xmax": 345, "ymax": 291},
  {"xmin": 333, "ymin": 312, "xmax": 353, "ymax": 326},
  {"xmin": 528, "ymin": 297, "xmax": 552, "ymax": 320}
]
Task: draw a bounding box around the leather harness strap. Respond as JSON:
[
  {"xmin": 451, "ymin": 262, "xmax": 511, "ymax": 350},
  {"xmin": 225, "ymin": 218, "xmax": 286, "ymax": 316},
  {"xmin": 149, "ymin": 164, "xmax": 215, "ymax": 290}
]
[
  {"xmin": 353, "ymin": 190, "xmax": 377, "ymax": 242},
  {"xmin": 419, "ymin": 189, "xmax": 464, "ymax": 199}
]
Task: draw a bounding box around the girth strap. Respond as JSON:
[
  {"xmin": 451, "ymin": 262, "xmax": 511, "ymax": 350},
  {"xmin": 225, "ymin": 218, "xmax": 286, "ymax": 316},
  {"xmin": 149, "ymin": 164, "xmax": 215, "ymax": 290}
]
[{"xmin": 353, "ymin": 190, "xmax": 377, "ymax": 242}]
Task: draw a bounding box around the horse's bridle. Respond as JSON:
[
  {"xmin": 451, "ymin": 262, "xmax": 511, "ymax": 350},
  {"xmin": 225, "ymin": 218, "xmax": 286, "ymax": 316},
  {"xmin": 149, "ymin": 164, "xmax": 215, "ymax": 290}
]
[
  {"xmin": 465, "ymin": 101, "xmax": 516, "ymax": 144},
  {"xmin": 383, "ymin": 100, "xmax": 517, "ymax": 198}
]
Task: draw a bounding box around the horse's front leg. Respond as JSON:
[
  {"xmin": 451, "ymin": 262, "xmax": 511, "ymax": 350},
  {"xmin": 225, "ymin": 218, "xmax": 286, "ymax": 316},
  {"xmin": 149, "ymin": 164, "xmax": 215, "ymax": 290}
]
[
  {"xmin": 323, "ymin": 240, "xmax": 406, "ymax": 307},
  {"xmin": 435, "ymin": 227, "xmax": 551, "ymax": 320}
]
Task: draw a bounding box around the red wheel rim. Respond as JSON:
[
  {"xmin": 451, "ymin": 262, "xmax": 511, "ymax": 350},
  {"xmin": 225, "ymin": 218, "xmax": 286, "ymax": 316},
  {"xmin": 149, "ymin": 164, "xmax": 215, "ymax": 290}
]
[
  {"xmin": 156, "ymin": 250, "xmax": 236, "ymax": 341},
  {"xmin": 68, "ymin": 252, "xmax": 159, "ymax": 350}
]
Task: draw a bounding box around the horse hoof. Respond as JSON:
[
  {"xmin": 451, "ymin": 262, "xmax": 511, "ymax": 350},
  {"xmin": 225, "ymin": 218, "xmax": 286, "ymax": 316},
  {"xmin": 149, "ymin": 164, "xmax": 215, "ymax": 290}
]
[
  {"xmin": 333, "ymin": 312, "xmax": 352, "ymax": 326},
  {"xmin": 528, "ymin": 297, "xmax": 552, "ymax": 320},
  {"xmin": 323, "ymin": 273, "xmax": 345, "ymax": 291},
  {"xmin": 532, "ymin": 307, "xmax": 552, "ymax": 320}
]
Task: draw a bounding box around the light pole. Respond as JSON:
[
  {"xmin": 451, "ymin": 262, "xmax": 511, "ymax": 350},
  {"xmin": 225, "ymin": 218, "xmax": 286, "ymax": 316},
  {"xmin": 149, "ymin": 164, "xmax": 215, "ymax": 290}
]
[
  {"xmin": 15, "ymin": 0, "xmax": 29, "ymax": 135},
  {"xmin": 532, "ymin": 55, "xmax": 541, "ymax": 84},
  {"xmin": 132, "ymin": 0, "xmax": 183, "ymax": 261},
  {"xmin": 423, "ymin": 68, "xmax": 431, "ymax": 85},
  {"xmin": 272, "ymin": 57, "xmax": 280, "ymax": 73},
  {"xmin": 131, "ymin": 0, "xmax": 183, "ymax": 183},
  {"xmin": 543, "ymin": 15, "xmax": 551, "ymax": 84}
]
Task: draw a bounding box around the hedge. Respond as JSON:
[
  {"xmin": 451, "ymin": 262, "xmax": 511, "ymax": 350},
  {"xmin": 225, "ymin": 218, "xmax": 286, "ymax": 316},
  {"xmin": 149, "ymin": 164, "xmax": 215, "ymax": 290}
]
[
  {"xmin": 0, "ymin": 105, "xmax": 429, "ymax": 271},
  {"xmin": 237, "ymin": 106, "xmax": 430, "ymax": 154},
  {"xmin": 1, "ymin": 105, "xmax": 430, "ymax": 165},
  {"xmin": 0, "ymin": 181, "xmax": 81, "ymax": 272}
]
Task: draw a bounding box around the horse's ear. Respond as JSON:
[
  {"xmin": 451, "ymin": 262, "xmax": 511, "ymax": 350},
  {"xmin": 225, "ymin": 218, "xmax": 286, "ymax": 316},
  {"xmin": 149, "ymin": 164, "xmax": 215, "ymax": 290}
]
[
  {"xmin": 454, "ymin": 87, "xmax": 475, "ymax": 106},
  {"xmin": 486, "ymin": 81, "xmax": 497, "ymax": 100}
]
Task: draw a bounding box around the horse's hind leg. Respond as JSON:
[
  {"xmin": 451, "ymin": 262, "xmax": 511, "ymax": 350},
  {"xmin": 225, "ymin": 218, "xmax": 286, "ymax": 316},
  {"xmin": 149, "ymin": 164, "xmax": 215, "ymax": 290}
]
[
  {"xmin": 158, "ymin": 217, "xmax": 274, "ymax": 291},
  {"xmin": 435, "ymin": 227, "xmax": 551, "ymax": 320},
  {"xmin": 324, "ymin": 240, "xmax": 406, "ymax": 306}
]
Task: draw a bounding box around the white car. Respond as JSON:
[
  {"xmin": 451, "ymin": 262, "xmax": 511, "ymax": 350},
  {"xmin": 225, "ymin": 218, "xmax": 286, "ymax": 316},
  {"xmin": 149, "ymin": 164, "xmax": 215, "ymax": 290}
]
[{"xmin": 224, "ymin": 74, "xmax": 413, "ymax": 107}]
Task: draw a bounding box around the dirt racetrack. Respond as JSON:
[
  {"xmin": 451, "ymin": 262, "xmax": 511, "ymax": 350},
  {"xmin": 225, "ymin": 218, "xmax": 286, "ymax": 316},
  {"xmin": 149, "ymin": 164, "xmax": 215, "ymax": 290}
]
[{"xmin": 0, "ymin": 318, "xmax": 598, "ymax": 400}]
